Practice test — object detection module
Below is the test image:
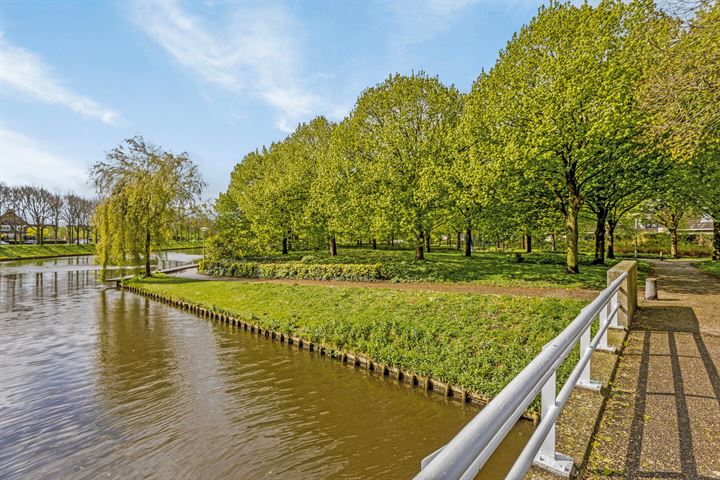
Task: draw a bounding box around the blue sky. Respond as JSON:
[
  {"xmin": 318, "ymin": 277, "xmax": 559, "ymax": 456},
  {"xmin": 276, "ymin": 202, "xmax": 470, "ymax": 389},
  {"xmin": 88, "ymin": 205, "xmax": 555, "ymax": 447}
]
[{"xmin": 1, "ymin": 0, "xmax": 552, "ymax": 200}]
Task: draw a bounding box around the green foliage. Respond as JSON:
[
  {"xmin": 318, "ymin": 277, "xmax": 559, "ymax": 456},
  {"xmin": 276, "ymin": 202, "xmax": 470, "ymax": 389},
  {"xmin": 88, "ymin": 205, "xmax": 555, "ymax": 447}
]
[
  {"xmin": 128, "ymin": 276, "xmax": 586, "ymax": 413},
  {"xmin": 697, "ymin": 260, "xmax": 720, "ymax": 279},
  {"xmin": 643, "ymin": 2, "xmax": 720, "ymax": 160},
  {"xmin": 206, "ymin": 1, "xmax": 713, "ymax": 272},
  {"xmin": 462, "ymin": 0, "xmax": 673, "ymax": 273},
  {"xmin": 91, "ymin": 136, "xmax": 204, "ymax": 276},
  {"xmin": 200, "ymin": 247, "xmax": 630, "ymax": 290},
  {"xmin": 199, "ymin": 258, "xmax": 383, "ymax": 281}
]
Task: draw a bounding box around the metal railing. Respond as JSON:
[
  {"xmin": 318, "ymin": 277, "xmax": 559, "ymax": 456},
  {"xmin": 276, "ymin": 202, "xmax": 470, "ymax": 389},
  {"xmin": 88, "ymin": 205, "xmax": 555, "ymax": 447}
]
[{"xmin": 415, "ymin": 271, "xmax": 627, "ymax": 480}]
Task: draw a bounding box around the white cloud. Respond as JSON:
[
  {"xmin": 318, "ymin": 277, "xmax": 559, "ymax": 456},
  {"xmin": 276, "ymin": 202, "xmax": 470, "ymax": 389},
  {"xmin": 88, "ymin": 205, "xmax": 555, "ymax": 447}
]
[
  {"xmin": 0, "ymin": 128, "xmax": 90, "ymax": 193},
  {"xmin": 130, "ymin": 1, "xmax": 324, "ymax": 132},
  {"xmin": 389, "ymin": 0, "xmax": 479, "ymax": 52},
  {"xmin": 0, "ymin": 33, "xmax": 119, "ymax": 125}
]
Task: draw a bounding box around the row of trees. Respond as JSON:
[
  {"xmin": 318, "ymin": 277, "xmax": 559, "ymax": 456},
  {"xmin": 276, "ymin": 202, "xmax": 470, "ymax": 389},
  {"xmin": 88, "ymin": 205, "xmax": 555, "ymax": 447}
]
[
  {"xmin": 0, "ymin": 183, "xmax": 96, "ymax": 244},
  {"xmin": 212, "ymin": 0, "xmax": 719, "ymax": 271}
]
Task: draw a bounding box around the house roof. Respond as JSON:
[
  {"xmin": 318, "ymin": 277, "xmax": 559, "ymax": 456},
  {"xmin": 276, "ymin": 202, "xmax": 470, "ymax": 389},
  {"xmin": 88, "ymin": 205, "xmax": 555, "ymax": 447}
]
[
  {"xmin": 0, "ymin": 210, "xmax": 28, "ymax": 226},
  {"xmin": 682, "ymin": 217, "xmax": 714, "ymax": 232}
]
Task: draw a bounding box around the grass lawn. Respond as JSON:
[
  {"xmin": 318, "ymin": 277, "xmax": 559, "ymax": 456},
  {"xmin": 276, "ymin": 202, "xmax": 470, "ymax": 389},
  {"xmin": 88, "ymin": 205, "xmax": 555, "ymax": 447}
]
[
  {"xmin": 207, "ymin": 247, "xmax": 649, "ymax": 290},
  {"xmin": 697, "ymin": 260, "xmax": 720, "ymax": 279},
  {"xmin": 128, "ymin": 275, "xmax": 586, "ymax": 413},
  {"xmin": 0, "ymin": 240, "xmax": 203, "ymax": 261}
]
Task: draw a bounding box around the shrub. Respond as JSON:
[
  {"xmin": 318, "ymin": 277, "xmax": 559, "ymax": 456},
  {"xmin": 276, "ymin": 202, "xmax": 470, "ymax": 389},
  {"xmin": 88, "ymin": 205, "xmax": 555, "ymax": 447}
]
[{"xmin": 199, "ymin": 259, "xmax": 384, "ymax": 281}]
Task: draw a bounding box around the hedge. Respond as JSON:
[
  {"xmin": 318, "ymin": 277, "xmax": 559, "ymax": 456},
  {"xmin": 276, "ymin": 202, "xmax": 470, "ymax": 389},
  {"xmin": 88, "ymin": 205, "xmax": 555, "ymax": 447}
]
[{"xmin": 199, "ymin": 259, "xmax": 384, "ymax": 281}]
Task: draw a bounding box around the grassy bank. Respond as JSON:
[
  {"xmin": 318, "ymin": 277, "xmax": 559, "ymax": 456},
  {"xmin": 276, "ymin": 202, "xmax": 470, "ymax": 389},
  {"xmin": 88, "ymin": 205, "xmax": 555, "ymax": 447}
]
[
  {"xmin": 202, "ymin": 247, "xmax": 648, "ymax": 290},
  {"xmin": 697, "ymin": 260, "xmax": 720, "ymax": 279},
  {"xmin": 127, "ymin": 275, "xmax": 586, "ymax": 413},
  {"xmin": 0, "ymin": 241, "xmax": 202, "ymax": 261}
]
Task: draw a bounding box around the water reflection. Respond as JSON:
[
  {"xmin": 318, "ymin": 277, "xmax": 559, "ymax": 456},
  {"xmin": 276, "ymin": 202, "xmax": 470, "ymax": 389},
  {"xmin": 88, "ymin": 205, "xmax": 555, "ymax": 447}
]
[{"xmin": 0, "ymin": 255, "xmax": 532, "ymax": 479}]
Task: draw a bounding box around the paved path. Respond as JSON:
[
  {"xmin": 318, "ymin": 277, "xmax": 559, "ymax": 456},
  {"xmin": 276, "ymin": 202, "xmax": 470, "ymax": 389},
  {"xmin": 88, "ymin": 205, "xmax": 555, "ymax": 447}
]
[
  {"xmin": 584, "ymin": 261, "xmax": 720, "ymax": 479},
  {"xmin": 170, "ymin": 267, "xmax": 599, "ymax": 300}
]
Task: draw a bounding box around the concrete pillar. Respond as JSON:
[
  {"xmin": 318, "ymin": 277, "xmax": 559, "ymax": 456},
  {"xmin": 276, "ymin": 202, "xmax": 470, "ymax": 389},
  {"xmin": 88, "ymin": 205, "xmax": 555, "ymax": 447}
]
[
  {"xmin": 645, "ymin": 278, "xmax": 658, "ymax": 300},
  {"xmin": 607, "ymin": 260, "xmax": 637, "ymax": 327}
]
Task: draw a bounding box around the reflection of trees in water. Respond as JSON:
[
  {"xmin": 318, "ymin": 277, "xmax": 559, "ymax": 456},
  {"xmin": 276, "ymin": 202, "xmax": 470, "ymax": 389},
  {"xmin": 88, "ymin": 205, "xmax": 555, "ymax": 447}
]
[
  {"xmin": 95, "ymin": 289, "xmax": 177, "ymax": 414},
  {"xmin": 67, "ymin": 269, "xmax": 93, "ymax": 291},
  {"xmin": 0, "ymin": 273, "xmax": 19, "ymax": 313}
]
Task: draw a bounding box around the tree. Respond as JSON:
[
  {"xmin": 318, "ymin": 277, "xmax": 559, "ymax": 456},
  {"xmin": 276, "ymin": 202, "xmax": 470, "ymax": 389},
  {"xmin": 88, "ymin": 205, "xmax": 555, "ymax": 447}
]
[
  {"xmin": 691, "ymin": 149, "xmax": 720, "ymax": 259},
  {"xmin": 649, "ymin": 165, "xmax": 698, "ymax": 258},
  {"xmin": 642, "ymin": 2, "xmax": 719, "ymax": 260},
  {"xmin": 91, "ymin": 136, "xmax": 204, "ymax": 276},
  {"xmin": 643, "ymin": 1, "xmax": 719, "ymax": 160},
  {"xmin": 63, "ymin": 193, "xmax": 82, "ymax": 244},
  {"xmin": 464, "ymin": 0, "xmax": 670, "ymax": 273},
  {"xmin": 586, "ymin": 150, "xmax": 670, "ymax": 263},
  {"xmin": 18, "ymin": 185, "xmax": 52, "ymax": 245},
  {"xmin": 341, "ymin": 72, "xmax": 462, "ymax": 259},
  {"xmin": 47, "ymin": 192, "xmax": 64, "ymax": 243},
  {"xmin": 0, "ymin": 182, "xmax": 10, "ymax": 214}
]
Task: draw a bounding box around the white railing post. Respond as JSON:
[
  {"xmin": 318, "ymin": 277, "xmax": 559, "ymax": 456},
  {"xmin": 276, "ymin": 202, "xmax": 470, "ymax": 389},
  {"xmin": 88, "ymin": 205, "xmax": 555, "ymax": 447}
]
[
  {"xmin": 416, "ymin": 271, "xmax": 631, "ymax": 480},
  {"xmin": 576, "ymin": 325, "xmax": 601, "ymax": 391},
  {"xmin": 609, "ymin": 290, "xmax": 621, "ymax": 329},
  {"xmin": 534, "ymin": 363, "xmax": 573, "ymax": 476},
  {"xmin": 596, "ymin": 300, "xmax": 616, "ymax": 353}
]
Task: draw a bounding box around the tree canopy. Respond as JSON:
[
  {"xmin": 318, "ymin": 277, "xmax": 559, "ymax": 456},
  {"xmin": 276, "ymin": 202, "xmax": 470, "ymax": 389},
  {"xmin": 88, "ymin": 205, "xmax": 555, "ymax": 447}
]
[
  {"xmin": 209, "ymin": 0, "xmax": 717, "ymax": 270},
  {"xmin": 91, "ymin": 136, "xmax": 205, "ymax": 276}
]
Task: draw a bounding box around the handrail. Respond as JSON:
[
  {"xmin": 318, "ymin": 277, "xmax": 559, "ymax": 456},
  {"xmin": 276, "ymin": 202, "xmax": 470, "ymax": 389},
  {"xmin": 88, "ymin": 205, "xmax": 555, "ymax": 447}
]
[{"xmin": 416, "ymin": 271, "xmax": 627, "ymax": 480}]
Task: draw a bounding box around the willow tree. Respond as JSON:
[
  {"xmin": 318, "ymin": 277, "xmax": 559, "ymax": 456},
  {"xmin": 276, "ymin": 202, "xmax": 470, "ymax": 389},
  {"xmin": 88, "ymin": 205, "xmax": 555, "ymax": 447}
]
[
  {"xmin": 342, "ymin": 72, "xmax": 462, "ymax": 260},
  {"xmin": 91, "ymin": 136, "xmax": 204, "ymax": 276}
]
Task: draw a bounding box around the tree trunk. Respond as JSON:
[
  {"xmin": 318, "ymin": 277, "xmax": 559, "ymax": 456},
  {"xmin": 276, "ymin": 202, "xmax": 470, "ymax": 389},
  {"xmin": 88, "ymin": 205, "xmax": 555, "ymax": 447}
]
[
  {"xmin": 606, "ymin": 219, "xmax": 616, "ymax": 259},
  {"xmin": 551, "ymin": 233, "xmax": 556, "ymax": 252},
  {"xmin": 144, "ymin": 229, "xmax": 151, "ymax": 277},
  {"xmin": 329, "ymin": 236, "xmax": 337, "ymax": 256},
  {"xmin": 372, "ymin": 238, "xmax": 377, "ymax": 250},
  {"xmin": 282, "ymin": 236, "xmax": 288, "ymax": 255},
  {"xmin": 566, "ymin": 203, "xmax": 580, "ymax": 274},
  {"xmin": 425, "ymin": 232, "xmax": 431, "ymax": 254},
  {"xmin": 465, "ymin": 227, "xmax": 472, "ymax": 257},
  {"xmin": 593, "ymin": 209, "xmax": 607, "ymax": 265},
  {"xmin": 456, "ymin": 231, "xmax": 461, "ymax": 250},
  {"xmin": 415, "ymin": 231, "xmax": 424, "ymax": 260},
  {"xmin": 670, "ymin": 228, "xmax": 679, "ymax": 258},
  {"xmin": 525, "ymin": 233, "xmax": 532, "ymax": 254},
  {"xmin": 713, "ymin": 218, "xmax": 720, "ymax": 260}
]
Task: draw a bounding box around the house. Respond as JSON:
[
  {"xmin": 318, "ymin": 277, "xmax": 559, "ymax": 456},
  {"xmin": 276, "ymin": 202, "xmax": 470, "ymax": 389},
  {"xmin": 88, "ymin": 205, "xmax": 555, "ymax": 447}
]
[
  {"xmin": 0, "ymin": 210, "xmax": 29, "ymax": 243},
  {"xmin": 681, "ymin": 214, "xmax": 715, "ymax": 234}
]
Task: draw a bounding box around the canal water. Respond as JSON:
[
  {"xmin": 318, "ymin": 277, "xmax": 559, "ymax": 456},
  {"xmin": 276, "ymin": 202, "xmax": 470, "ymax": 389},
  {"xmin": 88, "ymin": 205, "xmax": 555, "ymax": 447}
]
[{"xmin": 0, "ymin": 255, "xmax": 533, "ymax": 479}]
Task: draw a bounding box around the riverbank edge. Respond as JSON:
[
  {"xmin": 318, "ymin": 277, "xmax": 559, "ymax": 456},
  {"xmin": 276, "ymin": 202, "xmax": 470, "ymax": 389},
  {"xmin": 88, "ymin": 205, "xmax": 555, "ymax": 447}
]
[
  {"xmin": 0, "ymin": 244, "xmax": 203, "ymax": 262},
  {"xmin": 119, "ymin": 280, "xmax": 541, "ymax": 422}
]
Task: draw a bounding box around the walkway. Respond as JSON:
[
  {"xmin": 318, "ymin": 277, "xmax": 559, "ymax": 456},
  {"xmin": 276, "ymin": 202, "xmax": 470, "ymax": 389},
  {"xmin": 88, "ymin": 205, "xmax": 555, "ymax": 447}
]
[
  {"xmin": 584, "ymin": 261, "xmax": 720, "ymax": 479},
  {"xmin": 170, "ymin": 268, "xmax": 599, "ymax": 300}
]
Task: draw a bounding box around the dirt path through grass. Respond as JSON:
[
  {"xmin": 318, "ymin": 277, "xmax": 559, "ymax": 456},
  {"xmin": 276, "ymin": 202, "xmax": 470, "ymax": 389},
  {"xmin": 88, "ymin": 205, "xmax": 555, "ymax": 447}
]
[
  {"xmin": 171, "ymin": 267, "xmax": 600, "ymax": 300},
  {"xmin": 584, "ymin": 260, "xmax": 720, "ymax": 478}
]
